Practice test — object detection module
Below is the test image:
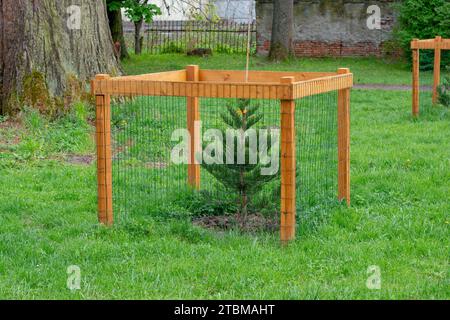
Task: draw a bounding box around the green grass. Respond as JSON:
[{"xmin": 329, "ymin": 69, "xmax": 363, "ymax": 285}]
[
  {"xmin": 122, "ymin": 53, "xmax": 449, "ymax": 86},
  {"xmin": 0, "ymin": 85, "xmax": 448, "ymax": 298},
  {"xmin": 0, "ymin": 105, "xmax": 93, "ymax": 165}
]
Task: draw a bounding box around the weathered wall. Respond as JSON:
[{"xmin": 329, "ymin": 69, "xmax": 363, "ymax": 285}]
[
  {"xmin": 215, "ymin": 0, "xmax": 255, "ymax": 22},
  {"xmin": 150, "ymin": 0, "xmax": 255, "ymax": 22},
  {"xmin": 256, "ymin": 0, "xmax": 398, "ymax": 57}
]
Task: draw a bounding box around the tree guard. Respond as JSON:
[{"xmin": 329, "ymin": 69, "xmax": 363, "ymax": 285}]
[{"xmin": 91, "ymin": 67, "xmax": 353, "ymax": 243}]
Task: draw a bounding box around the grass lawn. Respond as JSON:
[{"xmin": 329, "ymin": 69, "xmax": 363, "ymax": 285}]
[
  {"xmin": 122, "ymin": 53, "xmax": 448, "ymax": 86},
  {"xmin": 0, "ymin": 55, "xmax": 449, "ymax": 299}
]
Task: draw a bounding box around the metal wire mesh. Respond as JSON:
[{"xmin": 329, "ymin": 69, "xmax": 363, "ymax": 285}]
[
  {"xmin": 295, "ymin": 91, "xmax": 339, "ymax": 213},
  {"xmin": 419, "ymin": 55, "xmax": 435, "ymax": 113},
  {"xmin": 110, "ymin": 95, "xmax": 187, "ymax": 222},
  {"xmin": 418, "ymin": 50, "xmax": 450, "ymax": 113},
  {"xmin": 109, "ymin": 92, "xmax": 339, "ymax": 221},
  {"xmin": 124, "ymin": 20, "xmax": 257, "ymax": 55}
]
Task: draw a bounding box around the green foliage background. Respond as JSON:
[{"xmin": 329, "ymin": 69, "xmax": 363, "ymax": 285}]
[{"xmin": 394, "ymin": 0, "xmax": 450, "ymax": 70}]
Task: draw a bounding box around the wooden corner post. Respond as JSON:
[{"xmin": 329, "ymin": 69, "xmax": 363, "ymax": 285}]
[
  {"xmin": 412, "ymin": 39, "xmax": 420, "ymax": 116},
  {"xmin": 337, "ymin": 68, "xmax": 351, "ymax": 206},
  {"xmin": 280, "ymin": 76, "xmax": 296, "ymax": 244},
  {"xmin": 186, "ymin": 65, "xmax": 200, "ymax": 189},
  {"xmin": 433, "ymin": 36, "xmax": 442, "ymax": 104},
  {"xmin": 94, "ymin": 74, "xmax": 113, "ymax": 225}
]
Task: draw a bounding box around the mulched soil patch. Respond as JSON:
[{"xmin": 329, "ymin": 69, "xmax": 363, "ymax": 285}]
[
  {"xmin": 65, "ymin": 154, "xmax": 94, "ymax": 165},
  {"xmin": 193, "ymin": 213, "xmax": 279, "ymax": 233}
]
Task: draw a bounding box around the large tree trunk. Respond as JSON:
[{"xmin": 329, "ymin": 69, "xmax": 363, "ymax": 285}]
[
  {"xmin": 0, "ymin": 0, "xmax": 121, "ymax": 115},
  {"xmin": 107, "ymin": 6, "xmax": 130, "ymax": 60},
  {"xmin": 0, "ymin": 1, "xmax": 4, "ymax": 114},
  {"xmin": 269, "ymin": 0, "xmax": 294, "ymax": 61}
]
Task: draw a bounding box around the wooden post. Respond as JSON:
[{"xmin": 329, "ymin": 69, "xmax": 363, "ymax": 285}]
[
  {"xmin": 412, "ymin": 39, "xmax": 420, "ymax": 116},
  {"xmin": 337, "ymin": 68, "xmax": 350, "ymax": 206},
  {"xmin": 280, "ymin": 76, "xmax": 296, "ymax": 244},
  {"xmin": 94, "ymin": 74, "xmax": 113, "ymax": 225},
  {"xmin": 433, "ymin": 36, "xmax": 442, "ymax": 104},
  {"xmin": 186, "ymin": 65, "xmax": 200, "ymax": 189}
]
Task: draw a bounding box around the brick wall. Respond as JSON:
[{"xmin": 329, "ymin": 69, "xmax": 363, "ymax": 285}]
[{"xmin": 259, "ymin": 40, "xmax": 385, "ymax": 57}]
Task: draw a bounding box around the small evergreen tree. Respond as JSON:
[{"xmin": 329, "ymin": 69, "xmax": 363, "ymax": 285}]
[{"xmin": 201, "ymin": 99, "xmax": 279, "ymax": 225}]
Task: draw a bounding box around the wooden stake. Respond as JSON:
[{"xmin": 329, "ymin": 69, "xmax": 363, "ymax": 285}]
[
  {"xmin": 94, "ymin": 74, "xmax": 113, "ymax": 225},
  {"xmin": 245, "ymin": 12, "xmax": 253, "ymax": 83},
  {"xmin": 186, "ymin": 65, "xmax": 200, "ymax": 189},
  {"xmin": 412, "ymin": 41, "xmax": 420, "ymax": 116},
  {"xmin": 280, "ymin": 76, "xmax": 296, "ymax": 244},
  {"xmin": 337, "ymin": 68, "xmax": 350, "ymax": 206},
  {"xmin": 433, "ymin": 36, "xmax": 442, "ymax": 104}
]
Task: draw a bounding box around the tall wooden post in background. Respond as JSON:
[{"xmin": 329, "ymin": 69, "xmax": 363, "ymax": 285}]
[
  {"xmin": 186, "ymin": 65, "xmax": 200, "ymax": 189},
  {"xmin": 433, "ymin": 36, "xmax": 442, "ymax": 104},
  {"xmin": 93, "ymin": 74, "xmax": 113, "ymax": 225},
  {"xmin": 280, "ymin": 76, "xmax": 296, "ymax": 243},
  {"xmin": 337, "ymin": 68, "xmax": 351, "ymax": 206},
  {"xmin": 412, "ymin": 39, "xmax": 420, "ymax": 116}
]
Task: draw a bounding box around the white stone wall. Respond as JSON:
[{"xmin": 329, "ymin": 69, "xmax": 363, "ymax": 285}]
[
  {"xmin": 134, "ymin": 0, "xmax": 256, "ymax": 22},
  {"xmin": 215, "ymin": 0, "xmax": 256, "ymax": 22}
]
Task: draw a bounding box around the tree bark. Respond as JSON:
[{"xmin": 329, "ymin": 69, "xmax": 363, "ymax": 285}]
[
  {"xmin": 134, "ymin": 20, "xmax": 144, "ymax": 55},
  {"xmin": 0, "ymin": 0, "xmax": 4, "ymax": 113},
  {"xmin": 107, "ymin": 6, "xmax": 130, "ymax": 60},
  {"xmin": 0, "ymin": 0, "xmax": 121, "ymax": 115},
  {"xmin": 269, "ymin": 0, "xmax": 294, "ymax": 61}
]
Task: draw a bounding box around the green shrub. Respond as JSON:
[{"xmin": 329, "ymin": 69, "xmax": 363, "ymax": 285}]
[
  {"xmin": 215, "ymin": 44, "xmax": 235, "ymax": 54},
  {"xmin": 438, "ymin": 72, "xmax": 450, "ymax": 107},
  {"xmin": 161, "ymin": 41, "xmax": 185, "ymax": 54},
  {"xmin": 16, "ymin": 104, "xmax": 93, "ymax": 160},
  {"xmin": 174, "ymin": 189, "xmax": 238, "ymax": 218},
  {"xmin": 0, "ymin": 115, "xmax": 8, "ymax": 124},
  {"xmin": 393, "ymin": 0, "xmax": 450, "ymax": 70}
]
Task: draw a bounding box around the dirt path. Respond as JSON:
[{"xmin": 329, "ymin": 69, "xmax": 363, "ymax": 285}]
[{"xmin": 354, "ymin": 84, "xmax": 432, "ymax": 91}]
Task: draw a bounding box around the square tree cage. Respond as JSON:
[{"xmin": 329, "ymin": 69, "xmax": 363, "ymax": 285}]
[
  {"xmin": 91, "ymin": 66, "xmax": 353, "ymax": 243},
  {"xmin": 411, "ymin": 36, "xmax": 450, "ymax": 116}
]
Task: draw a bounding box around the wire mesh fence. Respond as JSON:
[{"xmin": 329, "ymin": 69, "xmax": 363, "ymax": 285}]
[
  {"xmin": 109, "ymin": 93, "xmax": 339, "ymax": 221},
  {"xmin": 419, "ymin": 65, "xmax": 434, "ymax": 114},
  {"xmin": 296, "ymin": 91, "xmax": 338, "ymax": 212},
  {"xmin": 92, "ymin": 69, "xmax": 353, "ymax": 240},
  {"xmin": 124, "ymin": 20, "xmax": 256, "ymax": 55},
  {"xmin": 411, "ymin": 38, "xmax": 450, "ymax": 116},
  {"xmin": 111, "ymin": 95, "xmax": 188, "ymax": 222},
  {"xmin": 417, "ymin": 56, "xmax": 450, "ymax": 114}
]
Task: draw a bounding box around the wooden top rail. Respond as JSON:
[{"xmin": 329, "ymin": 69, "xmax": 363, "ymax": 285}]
[
  {"xmin": 411, "ymin": 37, "xmax": 450, "ymax": 50},
  {"xmin": 199, "ymin": 70, "xmax": 337, "ymax": 83},
  {"xmin": 108, "ymin": 70, "xmax": 187, "ymax": 81},
  {"xmin": 92, "ymin": 70, "xmax": 353, "ymax": 100},
  {"xmin": 293, "ymin": 72, "xmax": 353, "ymax": 99}
]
